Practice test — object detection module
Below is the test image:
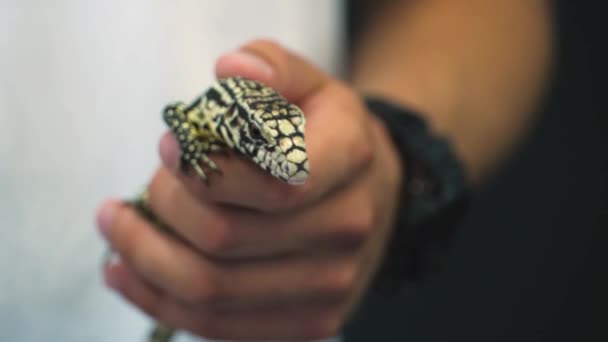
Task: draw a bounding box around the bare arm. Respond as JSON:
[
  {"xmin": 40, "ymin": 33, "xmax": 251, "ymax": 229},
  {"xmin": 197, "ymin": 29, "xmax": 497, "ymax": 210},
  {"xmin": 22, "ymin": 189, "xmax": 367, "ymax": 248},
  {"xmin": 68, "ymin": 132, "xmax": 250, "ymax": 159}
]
[{"xmin": 350, "ymin": 0, "xmax": 554, "ymax": 184}]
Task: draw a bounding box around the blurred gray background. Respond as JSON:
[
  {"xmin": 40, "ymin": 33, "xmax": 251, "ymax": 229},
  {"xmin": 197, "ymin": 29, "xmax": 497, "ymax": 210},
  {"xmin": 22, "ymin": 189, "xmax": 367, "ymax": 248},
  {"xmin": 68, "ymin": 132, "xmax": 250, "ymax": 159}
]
[{"xmin": 0, "ymin": 1, "xmax": 344, "ymax": 341}]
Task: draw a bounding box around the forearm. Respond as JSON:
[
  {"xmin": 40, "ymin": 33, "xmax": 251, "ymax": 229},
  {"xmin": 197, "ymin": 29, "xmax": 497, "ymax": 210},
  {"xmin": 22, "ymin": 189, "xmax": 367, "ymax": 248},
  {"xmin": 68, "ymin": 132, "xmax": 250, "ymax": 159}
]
[{"xmin": 350, "ymin": 0, "xmax": 554, "ymax": 184}]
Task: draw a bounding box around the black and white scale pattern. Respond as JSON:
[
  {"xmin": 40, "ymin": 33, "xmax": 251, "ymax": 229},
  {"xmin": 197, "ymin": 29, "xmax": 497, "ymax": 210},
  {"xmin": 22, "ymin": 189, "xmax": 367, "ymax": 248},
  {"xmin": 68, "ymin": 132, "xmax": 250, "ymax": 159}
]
[{"xmin": 162, "ymin": 76, "xmax": 309, "ymax": 184}]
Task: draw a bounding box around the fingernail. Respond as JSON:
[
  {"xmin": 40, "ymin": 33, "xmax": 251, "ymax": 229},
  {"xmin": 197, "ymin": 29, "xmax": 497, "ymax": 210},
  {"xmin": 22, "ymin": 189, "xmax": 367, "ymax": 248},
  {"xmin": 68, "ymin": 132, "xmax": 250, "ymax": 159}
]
[
  {"xmin": 97, "ymin": 199, "xmax": 118, "ymax": 239},
  {"xmin": 230, "ymin": 51, "xmax": 274, "ymax": 78},
  {"xmin": 105, "ymin": 274, "xmax": 119, "ymax": 290},
  {"xmin": 104, "ymin": 268, "xmax": 120, "ymax": 290},
  {"xmin": 103, "ymin": 254, "xmax": 122, "ymax": 290},
  {"xmin": 159, "ymin": 132, "xmax": 180, "ymax": 172}
]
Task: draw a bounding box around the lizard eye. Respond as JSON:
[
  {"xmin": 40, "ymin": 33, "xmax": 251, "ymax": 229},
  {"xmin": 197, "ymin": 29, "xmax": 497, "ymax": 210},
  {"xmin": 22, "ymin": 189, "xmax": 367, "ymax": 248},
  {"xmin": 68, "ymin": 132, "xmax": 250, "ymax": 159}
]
[{"xmin": 251, "ymin": 126, "xmax": 262, "ymax": 140}]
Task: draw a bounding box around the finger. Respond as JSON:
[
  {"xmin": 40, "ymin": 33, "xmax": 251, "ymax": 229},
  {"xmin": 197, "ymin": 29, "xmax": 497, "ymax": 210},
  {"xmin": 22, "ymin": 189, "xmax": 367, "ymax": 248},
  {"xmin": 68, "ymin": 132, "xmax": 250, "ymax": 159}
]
[
  {"xmin": 148, "ymin": 166, "xmax": 372, "ymax": 259},
  {"xmin": 104, "ymin": 259, "xmax": 228, "ymax": 339},
  {"xmin": 186, "ymin": 303, "xmax": 345, "ymax": 341},
  {"xmin": 103, "ymin": 255, "xmax": 169, "ymax": 320},
  {"xmin": 98, "ymin": 199, "xmax": 209, "ymax": 301},
  {"xmin": 100, "ymin": 201, "xmax": 358, "ymax": 308},
  {"xmin": 110, "ymin": 262, "xmax": 344, "ymax": 340},
  {"xmin": 159, "ymin": 82, "xmax": 374, "ymax": 212},
  {"xmin": 215, "ymin": 39, "xmax": 328, "ymax": 103}
]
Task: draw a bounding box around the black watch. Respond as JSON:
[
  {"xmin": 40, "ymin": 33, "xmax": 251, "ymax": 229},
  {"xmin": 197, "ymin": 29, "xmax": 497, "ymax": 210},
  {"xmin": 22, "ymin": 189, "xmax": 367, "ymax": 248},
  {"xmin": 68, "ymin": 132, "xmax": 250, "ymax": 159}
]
[{"xmin": 365, "ymin": 96, "xmax": 471, "ymax": 292}]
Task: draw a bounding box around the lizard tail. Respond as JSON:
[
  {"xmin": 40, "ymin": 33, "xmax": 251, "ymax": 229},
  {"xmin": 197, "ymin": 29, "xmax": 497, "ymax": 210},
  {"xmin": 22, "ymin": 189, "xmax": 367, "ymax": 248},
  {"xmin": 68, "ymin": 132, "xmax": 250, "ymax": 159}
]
[{"xmin": 148, "ymin": 322, "xmax": 176, "ymax": 342}]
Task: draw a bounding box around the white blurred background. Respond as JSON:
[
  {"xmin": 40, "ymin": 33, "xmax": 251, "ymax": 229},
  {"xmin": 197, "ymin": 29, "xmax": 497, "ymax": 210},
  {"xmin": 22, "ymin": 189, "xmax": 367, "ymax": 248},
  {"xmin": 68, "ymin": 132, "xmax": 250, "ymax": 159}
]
[{"xmin": 0, "ymin": 1, "xmax": 344, "ymax": 341}]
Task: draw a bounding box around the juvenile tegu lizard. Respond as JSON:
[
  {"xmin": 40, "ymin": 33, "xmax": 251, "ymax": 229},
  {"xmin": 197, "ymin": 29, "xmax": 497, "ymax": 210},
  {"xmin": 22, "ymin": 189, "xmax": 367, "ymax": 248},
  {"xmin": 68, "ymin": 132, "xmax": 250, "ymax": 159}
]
[
  {"xmin": 128, "ymin": 77, "xmax": 309, "ymax": 342},
  {"xmin": 164, "ymin": 76, "xmax": 309, "ymax": 184}
]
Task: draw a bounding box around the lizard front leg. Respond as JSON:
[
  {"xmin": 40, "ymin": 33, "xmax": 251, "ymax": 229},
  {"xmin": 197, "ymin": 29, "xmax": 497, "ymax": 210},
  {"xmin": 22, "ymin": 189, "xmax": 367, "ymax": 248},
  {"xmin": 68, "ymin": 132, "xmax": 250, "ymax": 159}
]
[{"xmin": 165, "ymin": 102, "xmax": 223, "ymax": 182}]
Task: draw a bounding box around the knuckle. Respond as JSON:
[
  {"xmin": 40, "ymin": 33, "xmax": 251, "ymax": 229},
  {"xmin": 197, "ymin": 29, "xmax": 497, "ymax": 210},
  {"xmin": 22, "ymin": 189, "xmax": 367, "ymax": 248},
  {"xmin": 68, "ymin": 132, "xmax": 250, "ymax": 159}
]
[
  {"xmin": 200, "ymin": 221, "xmax": 237, "ymax": 257},
  {"xmin": 332, "ymin": 205, "xmax": 375, "ymax": 248},
  {"xmin": 181, "ymin": 281, "xmax": 217, "ymax": 305},
  {"xmin": 349, "ymin": 133, "xmax": 374, "ymax": 172},
  {"xmin": 323, "ymin": 265, "xmax": 357, "ymax": 297},
  {"xmin": 348, "ymin": 205, "xmax": 375, "ymax": 237},
  {"xmin": 181, "ymin": 272, "xmax": 224, "ymax": 306}
]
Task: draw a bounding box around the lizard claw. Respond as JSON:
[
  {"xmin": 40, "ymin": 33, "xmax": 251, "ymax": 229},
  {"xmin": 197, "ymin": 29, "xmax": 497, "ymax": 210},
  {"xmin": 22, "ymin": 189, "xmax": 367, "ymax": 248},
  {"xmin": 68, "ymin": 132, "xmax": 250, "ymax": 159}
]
[{"xmin": 191, "ymin": 161, "xmax": 209, "ymax": 184}]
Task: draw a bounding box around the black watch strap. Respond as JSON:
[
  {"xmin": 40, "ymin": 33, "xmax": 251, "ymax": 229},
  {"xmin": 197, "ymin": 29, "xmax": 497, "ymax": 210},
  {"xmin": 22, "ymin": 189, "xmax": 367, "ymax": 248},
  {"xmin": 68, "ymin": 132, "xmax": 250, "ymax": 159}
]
[{"xmin": 365, "ymin": 96, "xmax": 471, "ymax": 292}]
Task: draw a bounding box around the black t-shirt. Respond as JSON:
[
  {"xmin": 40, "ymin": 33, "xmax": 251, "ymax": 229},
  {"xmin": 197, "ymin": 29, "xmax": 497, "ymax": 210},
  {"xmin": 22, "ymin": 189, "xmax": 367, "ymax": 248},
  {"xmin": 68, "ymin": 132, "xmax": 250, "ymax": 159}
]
[{"xmin": 343, "ymin": 1, "xmax": 605, "ymax": 341}]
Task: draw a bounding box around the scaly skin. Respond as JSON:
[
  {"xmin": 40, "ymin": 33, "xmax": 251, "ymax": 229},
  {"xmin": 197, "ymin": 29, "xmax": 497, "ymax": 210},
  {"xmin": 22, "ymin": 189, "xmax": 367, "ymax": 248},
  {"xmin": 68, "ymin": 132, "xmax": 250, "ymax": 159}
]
[{"xmin": 164, "ymin": 76, "xmax": 309, "ymax": 185}]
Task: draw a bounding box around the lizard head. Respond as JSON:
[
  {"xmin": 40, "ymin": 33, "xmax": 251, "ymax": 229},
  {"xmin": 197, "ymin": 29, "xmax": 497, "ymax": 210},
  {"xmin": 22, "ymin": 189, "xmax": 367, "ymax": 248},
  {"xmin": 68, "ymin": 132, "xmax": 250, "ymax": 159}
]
[
  {"xmin": 237, "ymin": 101, "xmax": 309, "ymax": 185},
  {"xmin": 215, "ymin": 77, "xmax": 310, "ymax": 185}
]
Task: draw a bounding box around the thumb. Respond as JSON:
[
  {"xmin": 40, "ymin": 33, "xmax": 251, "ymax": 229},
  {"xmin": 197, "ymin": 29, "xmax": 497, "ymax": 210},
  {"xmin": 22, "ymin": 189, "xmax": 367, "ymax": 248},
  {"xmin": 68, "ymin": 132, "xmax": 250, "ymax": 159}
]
[{"xmin": 215, "ymin": 39, "xmax": 329, "ymax": 103}]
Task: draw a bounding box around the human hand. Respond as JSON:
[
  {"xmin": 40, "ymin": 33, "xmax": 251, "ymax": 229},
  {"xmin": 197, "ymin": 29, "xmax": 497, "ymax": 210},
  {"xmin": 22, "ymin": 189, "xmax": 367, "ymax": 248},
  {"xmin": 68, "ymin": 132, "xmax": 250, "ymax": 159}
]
[{"xmin": 97, "ymin": 40, "xmax": 402, "ymax": 340}]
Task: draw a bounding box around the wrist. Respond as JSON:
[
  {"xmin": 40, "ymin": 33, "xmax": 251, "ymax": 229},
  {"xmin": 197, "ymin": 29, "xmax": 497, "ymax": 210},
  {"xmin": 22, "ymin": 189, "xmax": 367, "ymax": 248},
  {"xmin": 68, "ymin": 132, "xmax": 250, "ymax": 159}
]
[{"xmin": 364, "ymin": 96, "xmax": 471, "ymax": 292}]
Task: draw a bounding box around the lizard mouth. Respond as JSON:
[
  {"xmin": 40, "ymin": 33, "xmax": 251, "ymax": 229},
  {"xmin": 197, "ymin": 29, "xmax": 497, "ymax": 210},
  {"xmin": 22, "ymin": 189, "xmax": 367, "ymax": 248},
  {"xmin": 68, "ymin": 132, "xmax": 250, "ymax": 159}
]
[
  {"xmin": 269, "ymin": 158, "xmax": 309, "ymax": 186},
  {"xmin": 287, "ymin": 174, "xmax": 307, "ymax": 186},
  {"xmin": 282, "ymin": 159, "xmax": 309, "ymax": 186}
]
